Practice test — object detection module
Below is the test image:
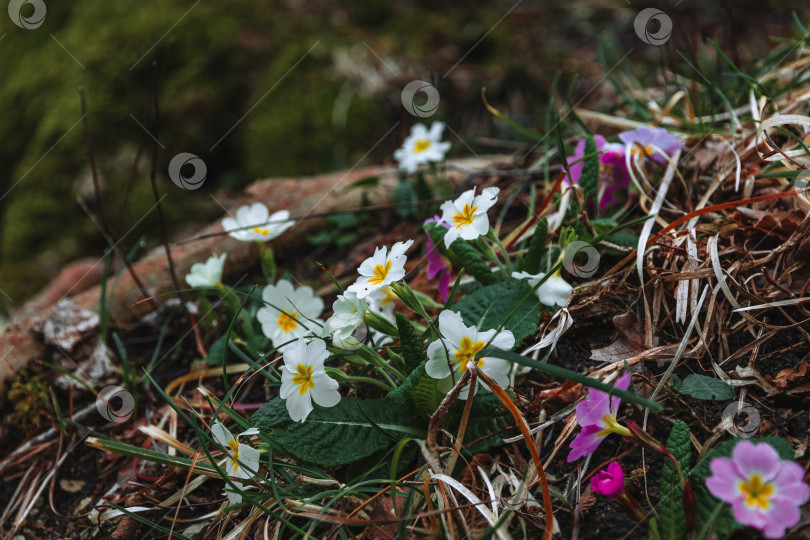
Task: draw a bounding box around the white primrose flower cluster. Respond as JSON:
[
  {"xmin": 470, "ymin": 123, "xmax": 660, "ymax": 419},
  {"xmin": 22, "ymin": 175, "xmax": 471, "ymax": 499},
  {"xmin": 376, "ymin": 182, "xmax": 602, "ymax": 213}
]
[{"xmin": 191, "ymin": 128, "xmax": 583, "ymax": 506}]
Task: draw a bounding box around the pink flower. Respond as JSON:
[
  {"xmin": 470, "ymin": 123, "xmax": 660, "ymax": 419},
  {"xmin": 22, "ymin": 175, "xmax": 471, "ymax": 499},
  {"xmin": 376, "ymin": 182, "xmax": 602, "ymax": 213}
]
[
  {"xmin": 591, "ymin": 462, "xmax": 625, "ymax": 499},
  {"xmin": 566, "ymin": 135, "xmax": 631, "ymax": 211},
  {"xmin": 618, "ymin": 126, "xmax": 682, "ymax": 164},
  {"xmin": 706, "ymin": 440, "xmax": 810, "ymax": 539},
  {"xmin": 567, "ymin": 372, "xmax": 632, "ymax": 462},
  {"xmin": 424, "ymin": 216, "xmax": 452, "ymax": 302}
]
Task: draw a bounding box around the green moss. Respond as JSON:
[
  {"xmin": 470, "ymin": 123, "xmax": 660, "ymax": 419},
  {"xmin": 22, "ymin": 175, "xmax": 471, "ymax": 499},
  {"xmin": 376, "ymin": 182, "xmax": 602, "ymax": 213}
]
[
  {"xmin": 7, "ymin": 372, "xmax": 51, "ymax": 429},
  {"xmin": 3, "ymin": 2, "xmax": 629, "ymax": 308}
]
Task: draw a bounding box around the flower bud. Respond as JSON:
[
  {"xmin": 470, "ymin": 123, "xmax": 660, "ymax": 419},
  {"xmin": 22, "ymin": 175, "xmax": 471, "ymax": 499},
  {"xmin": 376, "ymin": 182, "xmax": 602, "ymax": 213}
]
[
  {"xmin": 625, "ymin": 420, "xmax": 676, "ymax": 462},
  {"xmin": 591, "ymin": 462, "xmax": 624, "ymax": 500},
  {"xmin": 681, "ymin": 480, "xmax": 697, "ymax": 533}
]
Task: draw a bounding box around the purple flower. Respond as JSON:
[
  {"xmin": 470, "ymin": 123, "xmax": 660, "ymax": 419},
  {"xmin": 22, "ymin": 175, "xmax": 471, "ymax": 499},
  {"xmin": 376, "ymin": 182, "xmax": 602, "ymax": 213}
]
[
  {"xmin": 591, "ymin": 462, "xmax": 625, "ymax": 500},
  {"xmin": 618, "ymin": 126, "xmax": 683, "ymax": 164},
  {"xmin": 424, "ymin": 216, "xmax": 452, "ymax": 302},
  {"xmin": 567, "ymin": 372, "xmax": 632, "ymax": 462},
  {"xmin": 566, "ymin": 135, "xmax": 632, "ymax": 211},
  {"xmin": 706, "ymin": 440, "xmax": 810, "ymax": 538}
]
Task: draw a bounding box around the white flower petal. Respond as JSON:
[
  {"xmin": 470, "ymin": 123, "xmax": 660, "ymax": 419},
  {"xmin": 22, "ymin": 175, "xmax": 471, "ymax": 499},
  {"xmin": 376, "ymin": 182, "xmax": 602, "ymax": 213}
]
[
  {"xmin": 210, "ymin": 421, "xmax": 235, "ymax": 449},
  {"xmin": 285, "ymin": 391, "xmax": 314, "ymax": 423},
  {"xmin": 487, "ymin": 329, "xmax": 515, "ymax": 350},
  {"xmin": 235, "ymin": 443, "xmax": 260, "ymax": 479},
  {"xmin": 310, "ymin": 373, "xmax": 341, "ymax": 407},
  {"xmin": 437, "ymin": 310, "xmax": 468, "ymax": 347},
  {"xmin": 537, "ymin": 276, "xmax": 573, "ymax": 308},
  {"xmin": 426, "ymin": 341, "xmax": 453, "ymax": 379},
  {"xmin": 225, "ymin": 482, "xmax": 243, "ymax": 504}
]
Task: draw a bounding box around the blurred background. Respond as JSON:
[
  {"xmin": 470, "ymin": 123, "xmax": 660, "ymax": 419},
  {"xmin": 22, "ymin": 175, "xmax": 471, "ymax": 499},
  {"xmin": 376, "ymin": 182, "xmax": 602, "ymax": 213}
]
[{"xmin": 0, "ymin": 0, "xmax": 806, "ymax": 312}]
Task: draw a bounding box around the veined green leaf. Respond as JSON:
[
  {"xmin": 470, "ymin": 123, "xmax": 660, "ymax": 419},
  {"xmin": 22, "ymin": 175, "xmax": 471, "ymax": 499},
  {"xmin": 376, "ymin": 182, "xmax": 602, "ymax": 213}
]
[
  {"xmin": 657, "ymin": 420, "xmax": 691, "ymax": 540},
  {"xmin": 251, "ymin": 398, "xmax": 425, "ymax": 467},
  {"xmin": 677, "ymin": 374, "xmax": 735, "ymax": 401}
]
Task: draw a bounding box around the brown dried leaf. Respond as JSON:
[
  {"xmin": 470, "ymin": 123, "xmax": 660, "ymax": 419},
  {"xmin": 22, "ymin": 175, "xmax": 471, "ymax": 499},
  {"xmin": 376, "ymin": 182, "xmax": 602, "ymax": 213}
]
[{"xmin": 769, "ymin": 362, "xmax": 810, "ymax": 389}]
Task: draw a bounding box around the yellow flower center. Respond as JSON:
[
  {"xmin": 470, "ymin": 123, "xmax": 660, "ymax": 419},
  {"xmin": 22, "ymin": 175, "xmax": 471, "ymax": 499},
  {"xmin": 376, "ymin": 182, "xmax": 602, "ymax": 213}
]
[
  {"xmin": 277, "ymin": 311, "xmax": 299, "ymax": 333},
  {"xmin": 413, "ymin": 139, "xmax": 431, "ymax": 153},
  {"xmin": 630, "ymin": 144, "xmax": 655, "ymax": 161},
  {"xmin": 252, "ymin": 226, "xmax": 270, "ymax": 235},
  {"xmin": 228, "ymin": 440, "xmax": 240, "ymax": 471},
  {"xmin": 292, "ymin": 363, "xmax": 315, "ymax": 395},
  {"xmin": 597, "ymin": 414, "xmax": 632, "ymax": 438},
  {"xmin": 368, "ymin": 260, "xmax": 392, "ymax": 285},
  {"xmin": 739, "ymin": 473, "xmax": 775, "ymax": 510},
  {"xmin": 379, "ymin": 285, "xmax": 397, "ymax": 308},
  {"xmin": 452, "ymin": 203, "xmax": 478, "ymax": 229},
  {"xmin": 454, "ymin": 336, "xmax": 486, "ymax": 372}
]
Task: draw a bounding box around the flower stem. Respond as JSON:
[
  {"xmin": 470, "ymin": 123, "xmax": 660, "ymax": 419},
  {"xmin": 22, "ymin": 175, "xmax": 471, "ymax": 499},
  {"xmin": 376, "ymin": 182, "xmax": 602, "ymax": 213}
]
[
  {"xmin": 324, "ymin": 369, "xmax": 395, "ymax": 391},
  {"xmin": 487, "ymin": 228, "xmax": 514, "ymax": 273}
]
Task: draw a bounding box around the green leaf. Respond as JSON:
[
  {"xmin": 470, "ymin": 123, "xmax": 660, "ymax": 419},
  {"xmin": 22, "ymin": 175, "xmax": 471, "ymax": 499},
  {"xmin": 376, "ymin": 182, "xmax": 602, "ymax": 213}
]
[
  {"xmin": 389, "ymin": 313, "xmax": 429, "ymax": 404},
  {"xmin": 426, "ymin": 223, "xmax": 498, "ymax": 285},
  {"xmin": 410, "ymin": 375, "xmax": 443, "ymax": 416},
  {"xmin": 678, "ymin": 374, "xmax": 735, "ymax": 400},
  {"xmin": 348, "ymin": 175, "xmax": 380, "ymax": 190},
  {"xmin": 524, "ymin": 217, "xmax": 548, "ymax": 275},
  {"xmin": 657, "ymin": 420, "xmax": 691, "ymax": 540},
  {"xmin": 395, "ymin": 312, "xmax": 426, "ymax": 373},
  {"xmin": 251, "ymin": 398, "xmax": 424, "ymax": 467},
  {"xmin": 394, "ymin": 180, "xmax": 418, "ymax": 218},
  {"xmin": 580, "ymin": 135, "xmax": 599, "ymax": 201},
  {"xmin": 604, "ymin": 230, "xmax": 639, "ymax": 249},
  {"xmin": 692, "ymin": 436, "xmax": 795, "ymax": 537},
  {"xmin": 454, "ymin": 283, "xmax": 543, "ymax": 345},
  {"xmin": 205, "ymin": 334, "xmax": 229, "ymax": 365}
]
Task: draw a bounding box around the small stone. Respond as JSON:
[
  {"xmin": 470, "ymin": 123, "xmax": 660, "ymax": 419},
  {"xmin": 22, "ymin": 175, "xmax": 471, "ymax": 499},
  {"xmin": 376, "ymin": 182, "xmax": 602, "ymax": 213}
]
[{"xmin": 59, "ymin": 479, "xmax": 85, "ymax": 493}]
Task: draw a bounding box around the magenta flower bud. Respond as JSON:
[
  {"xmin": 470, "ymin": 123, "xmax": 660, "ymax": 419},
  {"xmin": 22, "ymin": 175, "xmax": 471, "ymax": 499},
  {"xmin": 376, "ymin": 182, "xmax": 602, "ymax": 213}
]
[
  {"xmin": 591, "ymin": 462, "xmax": 625, "ymax": 500},
  {"xmin": 424, "ymin": 216, "xmax": 452, "ymax": 302},
  {"xmin": 682, "ymin": 480, "xmax": 697, "ymax": 533},
  {"xmin": 625, "ymin": 420, "xmax": 676, "ymax": 462}
]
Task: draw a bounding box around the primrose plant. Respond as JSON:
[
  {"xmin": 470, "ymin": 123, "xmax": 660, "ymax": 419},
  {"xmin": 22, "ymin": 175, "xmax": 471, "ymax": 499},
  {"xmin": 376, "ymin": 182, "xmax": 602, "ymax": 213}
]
[{"xmin": 104, "ymin": 120, "xmax": 751, "ymax": 537}]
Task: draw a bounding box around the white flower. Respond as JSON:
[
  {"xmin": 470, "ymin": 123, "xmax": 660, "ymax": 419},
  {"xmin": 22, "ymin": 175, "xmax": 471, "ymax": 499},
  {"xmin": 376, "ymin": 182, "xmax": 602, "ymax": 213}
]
[
  {"xmin": 512, "ymin": 271, "xmax": 573, "ymax": 308},
  {"xmin": 347, "ymin": 240, "xmax": 413, "ymax": 299},
  {"xmin": 367, "ymin": 286, "xmax": 396, "ymax": 321},
  {"xmin": 323, "ymin": 291, "xmax": 368, "ymax": 350},
  {"xmin": 185, "ymin": 253, "xmax": 226, "ymax": 288},
  {"xmin": 425, "ymin": 310, "xmax": 515, "ymax": 399},
  {"xmin": 221, "ymin": 202, "xmax": 294, "ymax": 242},
  {"xmin": 366, "ymin": 286, "xmax": 398, "ymax": 345},
  {"xmin": 280, "ymin": 338, "xmax": 341, "ymax": 422},
  {"xmin": 439, "ymin": 187, "xmax": 499, "ymax": 248},
  {"xmin": 210, "ymin": 421, "xmax": 260, "ymax": 481},
  {"xmin": 393, "ymin": 121, "xmax": 451, "ymax": 174},
  {"xmin": 257, "ymin": 280, "xmax": 324, "ymax": 345}
]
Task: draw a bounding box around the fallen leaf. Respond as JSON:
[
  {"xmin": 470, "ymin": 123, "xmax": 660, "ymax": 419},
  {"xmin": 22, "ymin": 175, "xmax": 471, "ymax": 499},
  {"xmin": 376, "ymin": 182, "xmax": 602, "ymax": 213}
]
[{"xmin": 768, "ymin": 362, "xmax": 810, "ymax": 389}]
